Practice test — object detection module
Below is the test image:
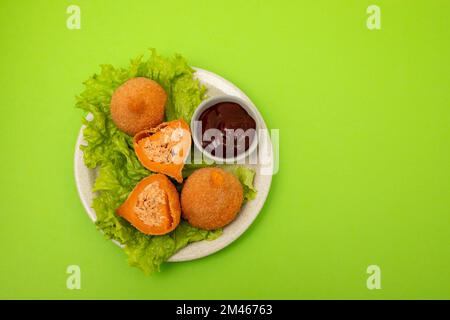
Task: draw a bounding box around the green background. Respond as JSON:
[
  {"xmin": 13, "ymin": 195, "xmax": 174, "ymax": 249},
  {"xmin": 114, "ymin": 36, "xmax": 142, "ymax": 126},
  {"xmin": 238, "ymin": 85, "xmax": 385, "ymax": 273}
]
[{"xmin": 0, "ymin": 0, "xmax": 449, "ymax": 299}]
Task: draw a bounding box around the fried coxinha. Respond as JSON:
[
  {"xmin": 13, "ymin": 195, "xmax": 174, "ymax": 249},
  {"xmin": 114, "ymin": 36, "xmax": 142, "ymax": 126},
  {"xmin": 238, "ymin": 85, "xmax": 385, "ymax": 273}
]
[
  {"xmin": 181, "ymin": 168, "xmax": 244, "ymax": 230},
  {"xmin": 117, "ymin": 174, "xmax": 181, "ymax": 235},
  {"xmin": 134, "ymin": 119, "xmax": 191, "ymax": 183},
  {"xmin": 110, "ymin": 77, "xmax": 244, "ymax": 235},
  {"xmin": 111, "ymin": 77, "xmax": 166, "ymax": 135}
]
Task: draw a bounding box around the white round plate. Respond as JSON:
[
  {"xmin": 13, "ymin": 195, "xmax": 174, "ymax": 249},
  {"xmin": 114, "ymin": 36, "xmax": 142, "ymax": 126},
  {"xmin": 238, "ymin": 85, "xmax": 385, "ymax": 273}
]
[{"xmin": 74, "ymin": 68, "xmax": 274, "ymax": 262}]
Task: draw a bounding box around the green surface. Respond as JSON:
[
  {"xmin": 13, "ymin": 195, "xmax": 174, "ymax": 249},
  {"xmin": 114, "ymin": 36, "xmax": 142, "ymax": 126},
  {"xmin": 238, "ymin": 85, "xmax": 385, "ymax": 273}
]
[{"xmin": 0, "ymin": 0, "xmax": 449, "ymax": 299}]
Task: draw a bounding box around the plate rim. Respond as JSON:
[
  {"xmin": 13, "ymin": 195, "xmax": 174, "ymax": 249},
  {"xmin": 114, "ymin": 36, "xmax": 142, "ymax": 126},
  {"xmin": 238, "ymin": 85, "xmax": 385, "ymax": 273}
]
[{"xmin": 73, "ymin": 67, "xmax": 274, "ymax": 262}]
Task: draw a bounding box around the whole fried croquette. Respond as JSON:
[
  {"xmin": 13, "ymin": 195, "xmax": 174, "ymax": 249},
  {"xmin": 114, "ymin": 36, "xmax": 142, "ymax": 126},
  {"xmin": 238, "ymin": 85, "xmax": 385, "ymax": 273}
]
[
  {"xmin": 181, "ymin": 168, "xmax": 244, "ymax": 230},
  {"xmin": 110, "ymin": 77, "xmax": 166, "ymax": 135}
]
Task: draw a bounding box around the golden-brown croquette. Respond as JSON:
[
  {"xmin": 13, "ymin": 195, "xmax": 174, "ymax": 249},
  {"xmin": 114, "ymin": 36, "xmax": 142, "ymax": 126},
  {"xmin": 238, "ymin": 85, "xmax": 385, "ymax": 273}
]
[
  {"xmin": 181, "ymin": 168, "xmax": 244, "ymax": 230},
  {"xmin": 110, "ymin": 77, "xmax": 166, "ymax": 135}
]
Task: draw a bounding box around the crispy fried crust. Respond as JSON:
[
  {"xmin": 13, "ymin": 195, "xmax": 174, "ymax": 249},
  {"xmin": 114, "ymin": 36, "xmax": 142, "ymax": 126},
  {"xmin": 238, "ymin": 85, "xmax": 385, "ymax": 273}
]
[
  {"xmin": 181, "ymin": 168, "xmax": 244, "ymax": 230},
  {"xmin": 116, "ymin": 174, "xmax": 181, "ymax": 235},
  {"xmin": 110, "ymin": 77, "xmax": 166, "ymax": 135},
  {"xmin": 133, "ymin": 119, "xmax": 191, "ymax": 183}
]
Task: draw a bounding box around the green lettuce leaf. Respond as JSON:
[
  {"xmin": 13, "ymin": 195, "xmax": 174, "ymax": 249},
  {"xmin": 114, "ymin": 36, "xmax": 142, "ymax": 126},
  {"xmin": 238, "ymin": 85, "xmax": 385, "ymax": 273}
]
[
  {"xmin": 76, "ymin": 50, "xmax": 255, "ymax": 275},
  {"xmin": 124, "ymin": 221, "xmax": 222, "ymax": 275},
  {"xmin": 230, "ymin": 166, "xmax": 257, "ymax": 201}
]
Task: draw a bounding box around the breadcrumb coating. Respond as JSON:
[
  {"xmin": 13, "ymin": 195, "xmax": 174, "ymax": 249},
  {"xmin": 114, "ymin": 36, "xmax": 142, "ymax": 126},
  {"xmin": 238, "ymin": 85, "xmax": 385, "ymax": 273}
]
[
  {"xmin": 110, "ymin": 77, "xmax": 166, "ymax": 135},
  {"xmin": 181, "ymin": 168, "xmax": 243, "ymax": 230}
]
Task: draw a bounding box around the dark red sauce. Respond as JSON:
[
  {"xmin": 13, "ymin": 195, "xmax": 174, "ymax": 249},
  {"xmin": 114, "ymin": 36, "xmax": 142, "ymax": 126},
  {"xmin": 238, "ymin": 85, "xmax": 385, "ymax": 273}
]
[{"xmin": 199, "ymin": 102, "xmax": 256, "ymax": 158}]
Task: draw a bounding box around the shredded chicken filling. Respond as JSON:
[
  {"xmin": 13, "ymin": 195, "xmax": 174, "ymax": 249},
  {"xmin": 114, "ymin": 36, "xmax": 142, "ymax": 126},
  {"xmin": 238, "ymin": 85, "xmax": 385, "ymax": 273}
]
[
  {"xmin": 141, "ymin": 125, "xmax": 185, "ymax": 164},
  {"xmin": 134, "ymin": 182, "xmax": 169, "ymax": 227}
]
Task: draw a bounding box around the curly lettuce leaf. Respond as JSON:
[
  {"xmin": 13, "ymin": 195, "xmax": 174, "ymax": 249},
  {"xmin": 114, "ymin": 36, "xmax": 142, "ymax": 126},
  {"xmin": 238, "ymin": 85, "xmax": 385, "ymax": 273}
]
[
  {"xmin": 229, "ymin": 166, "xmax": 257, "ymax": 201},
  {"xmin": 76, "ymin": 51, "xmax": 218, "ymax": 275},
  {"xmin": 125, "ymin": 221, "xmax": 222, "ymax": 275}
]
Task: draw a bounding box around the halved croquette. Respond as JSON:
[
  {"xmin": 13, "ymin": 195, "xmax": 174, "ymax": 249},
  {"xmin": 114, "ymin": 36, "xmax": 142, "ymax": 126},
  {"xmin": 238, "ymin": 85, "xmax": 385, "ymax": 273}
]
[
  {"xmin": 116, "ymin": 174, "xmax": 181, "ymax": 235},
  {"xmin": 133, "ymin": 119, "xmax": 191, "ymax": 183}
]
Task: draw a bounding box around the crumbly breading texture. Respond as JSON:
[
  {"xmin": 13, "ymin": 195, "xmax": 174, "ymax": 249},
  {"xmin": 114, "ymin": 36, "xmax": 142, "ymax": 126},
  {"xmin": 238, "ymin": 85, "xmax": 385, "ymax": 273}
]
[
  {"xmin": 181, "ymin": 168, "xmax": 243, "ymax": 230},
  {"xmin": 110, "ymin": 77, "xmax": 166, "ymax": 135}
]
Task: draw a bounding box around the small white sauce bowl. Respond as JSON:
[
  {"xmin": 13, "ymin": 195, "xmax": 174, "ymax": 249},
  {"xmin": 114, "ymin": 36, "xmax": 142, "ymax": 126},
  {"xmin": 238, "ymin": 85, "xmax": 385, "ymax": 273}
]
[{"xmin": 190, "ymin": 95, "xmax": 260, "ymax": 163}]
